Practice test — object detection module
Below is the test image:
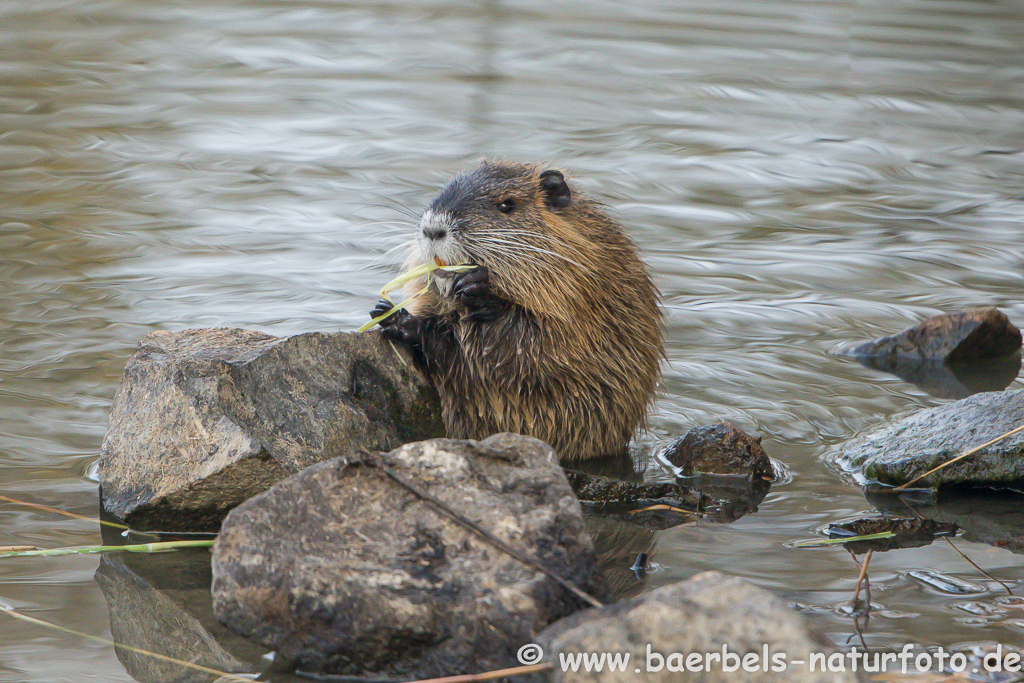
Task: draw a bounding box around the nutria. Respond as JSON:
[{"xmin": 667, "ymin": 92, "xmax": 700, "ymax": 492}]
[{"xmin": 371, "ymin": 161, "xmax": 663, "ymax": 461}]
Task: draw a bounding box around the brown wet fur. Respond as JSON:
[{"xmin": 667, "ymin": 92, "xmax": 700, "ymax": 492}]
[{"xmin": 398, "ymin": 161, "xmax": 663, "ymax": 461}]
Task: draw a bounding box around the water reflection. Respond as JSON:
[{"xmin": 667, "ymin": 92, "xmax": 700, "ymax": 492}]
[
  {"xmin": 850, "ymin": 353, "xmax": 1022, "ymax": 399},
  {"xmin": 94, "ymin": 550, "xmax": 266, "ymax": 683}
]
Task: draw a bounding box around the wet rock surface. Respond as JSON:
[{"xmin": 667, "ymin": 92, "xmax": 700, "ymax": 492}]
[
  {"xmin": 565, "ymin": 470, "xmax": 705, "ymax": 514},
  {"xmin": 98, "ymin": 328, "xmax": 442, "ymax": 531},
  {"xmin": 846, "ymin": 307, "xmax": 1021, "ymax": 363},
  {"xmin": 535, "ymin": 571, "xmax": 859, "ymax": 683},
  {"xmin": 210, "ymin": 434, "xmax": 603, "ymax": 679},
  {"xmin": 830, "ymin": 389, "xmax": 1024, "ymax": 489},
  {"xmin": 662, "ymin": 422, "xmax": 773, "ymax": 480},
  {"xmin": 565, "ymin": 468, "xmax": 769, "ymax": 528}
]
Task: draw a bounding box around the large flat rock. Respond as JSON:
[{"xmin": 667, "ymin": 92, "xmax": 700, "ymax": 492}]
[
  {"xmin": 830, "ymin": 390, "xmax": 1024, "ymax": 488},
  {"xmin": 99, "ymin": 328, "xmax": 443, "ymax": 530},
  {"xmin": 211, "ymin": 434, "xmax": 604, "ymax": 679}
]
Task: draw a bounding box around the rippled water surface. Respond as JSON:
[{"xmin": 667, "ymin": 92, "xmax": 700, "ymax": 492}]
[{"xmin": 3, "ymin": 0, "xmax": 1024, "ymax": 680}]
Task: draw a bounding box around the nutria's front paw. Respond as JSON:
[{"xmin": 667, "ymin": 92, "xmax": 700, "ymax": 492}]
[
  {"xmin": 453, "ymin": 266, "xmax": 506, "ymax": 323},
  {"xmin": 370, "ymin": 299, "xmax": 422, "ymax": 346}
]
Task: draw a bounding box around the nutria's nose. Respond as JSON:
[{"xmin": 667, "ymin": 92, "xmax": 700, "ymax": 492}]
[{"xmin": 422, "ymin": 226, "xmax": 447, "ymax": 241}]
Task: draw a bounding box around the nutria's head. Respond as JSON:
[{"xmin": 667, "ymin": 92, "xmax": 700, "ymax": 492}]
[{"xmin": 412, "ymin": 161, "xmax": 651, "ymax": 320}]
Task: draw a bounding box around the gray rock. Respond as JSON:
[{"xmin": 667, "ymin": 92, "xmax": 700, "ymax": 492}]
[
  {"xmin": 99, "ymin": 328, "xmax": 442, "ymax": 531},
  {"xmin": 535, "ymin": 571, "xmax": 859, "ymax": 683},
  {"xmin": 830, "ymin": 390, "xmax": 1024, "ymax": 488},
  {"xmin": 219, "ymin": 330, "xmax": 443, "ymax": 473},
  {"xmin": 211, "ymin": 434, "xmax": 603, "ymax": 679},
  {"xmin": 846, "ymin": 307, "xmax": 1021, "ymax": 362},
  {"xmin": 99, "ymin": 328, "xmax": 288, "ymax": 531}
]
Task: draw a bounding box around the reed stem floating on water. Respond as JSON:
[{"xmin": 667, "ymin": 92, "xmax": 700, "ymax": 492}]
[
  {"xmin": 0, "ymin": 539, "xmax": 214, "ymax": 558},
  {"xmin": 0, "ymin": 494, "xmax": 130, "ymax": 531},
  {"xmin": 791, "ymin": 531, "xmax": 895, "ymax": 548}
]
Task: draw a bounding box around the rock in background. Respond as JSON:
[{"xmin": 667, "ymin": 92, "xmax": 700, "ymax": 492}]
[
  {"xmin": 98, "ymin": 328, "xmax": 443, "ymax": 531},
  {"xmin": 535, "ymin": 571, "xmax": 859, "ymax": 683},
  {"xmin": 846, "ymin": 307, "xmax": 1021, "ymax": 363},
  {"xmin": 211, "ymin": 434, "xmax": 604, "ymax": 679},
  {"xmin": 831, "ymin": 389, "xmax": 1024, "ymax": 489}
]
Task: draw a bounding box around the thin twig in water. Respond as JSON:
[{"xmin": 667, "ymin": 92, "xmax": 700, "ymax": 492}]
[
  {"xmin": 942, "ymin": 537, "xmax": 1014, "ymax": 596},
  {"xmin": 847, "ymin": 548, "xmax": 873, "ymax": 644},
  {"xmin": 851, "ymin": 549, "xmax": 873, "ymax": 607},
  {"xmin": 396, "ymin": 662, "xmax": 554, "ymax": 683},
  {"xmin": 895, "ymin": 423, "xmax": 1024, "ymax": 490},
  {"xmin": 377, "ymin": 463, "xmax": 603, "ymax": 609},
  {"xmin": 897, "ymin": 499, "xmax": 1015, "ymax": 596},
  {"xmin": 0, "ymin": 494, "xmax": 129, "ymax": 531}
]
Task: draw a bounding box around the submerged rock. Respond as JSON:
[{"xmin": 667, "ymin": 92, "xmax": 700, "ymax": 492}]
[
  {"xmin": 99, "ymin": 328, "xmax": 442, "ymax": 531},
  {"xmin": 535, "ymin": 571, "xmax": 858, "ymax": 683},
  {"xmin": 564, "ymin": 470, "xmax": 705, "ymax": 515},
  {"xmin": 825, "ymin": 517, "xmax": 958, "ymax": 554},
  {"xmin": 846, "ymin": 306, "xmax": 1021, "ymax": 363},
  {"xmin": 830, "ymin": 389, "xmax": 1024, "ymax": 489},
  {"xmin": 211, "ymin": 434, "xmax": 604, "ymax": 679}
]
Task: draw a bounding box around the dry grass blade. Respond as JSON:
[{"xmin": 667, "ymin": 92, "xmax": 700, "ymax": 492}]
[
  {"xmin": 0, "ymin": 608, "xmax": 255, "ymax": 682},
  {"xmin": 628, "ymin": 503, "xmax": 699, "ymax": 515},
  {"xmin": 356, "ymin": 284, "xmax": 429, "ymax": 333},
  {"xmin": 792, "ymin": 532, "xmax": 895, "ymax": 548},
  {"xmin": 895, "ymin": 422, "xmax": 1024, "ymax": 490}
]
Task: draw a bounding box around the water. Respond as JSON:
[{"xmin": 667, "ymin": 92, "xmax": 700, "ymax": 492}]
[{"xmin": 2, "ymin": 0, "xmax": 1023, "ymax": 680}]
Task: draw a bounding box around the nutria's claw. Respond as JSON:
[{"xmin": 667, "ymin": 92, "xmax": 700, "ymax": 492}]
[
  {"xmin": 453, "ymin": 266, "xmax": 506, "ymax": 323},
  {"xmin": 370, "ymin": 298, "xmax": 397, "ymax": 322},
  {"xmin": 370, "ymin": 299, "xmax": 422, "ymax": 346}
]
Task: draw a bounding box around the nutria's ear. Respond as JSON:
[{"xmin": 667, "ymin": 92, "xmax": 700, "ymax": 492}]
[{"xmin": 539, "ymin": 169, "xmax": 571, "ymax": 209}]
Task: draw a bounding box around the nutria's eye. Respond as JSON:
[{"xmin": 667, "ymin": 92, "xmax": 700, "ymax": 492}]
[{"xmin": 497, "ymin": 199, "xmax": 516, "ymax": 214}]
